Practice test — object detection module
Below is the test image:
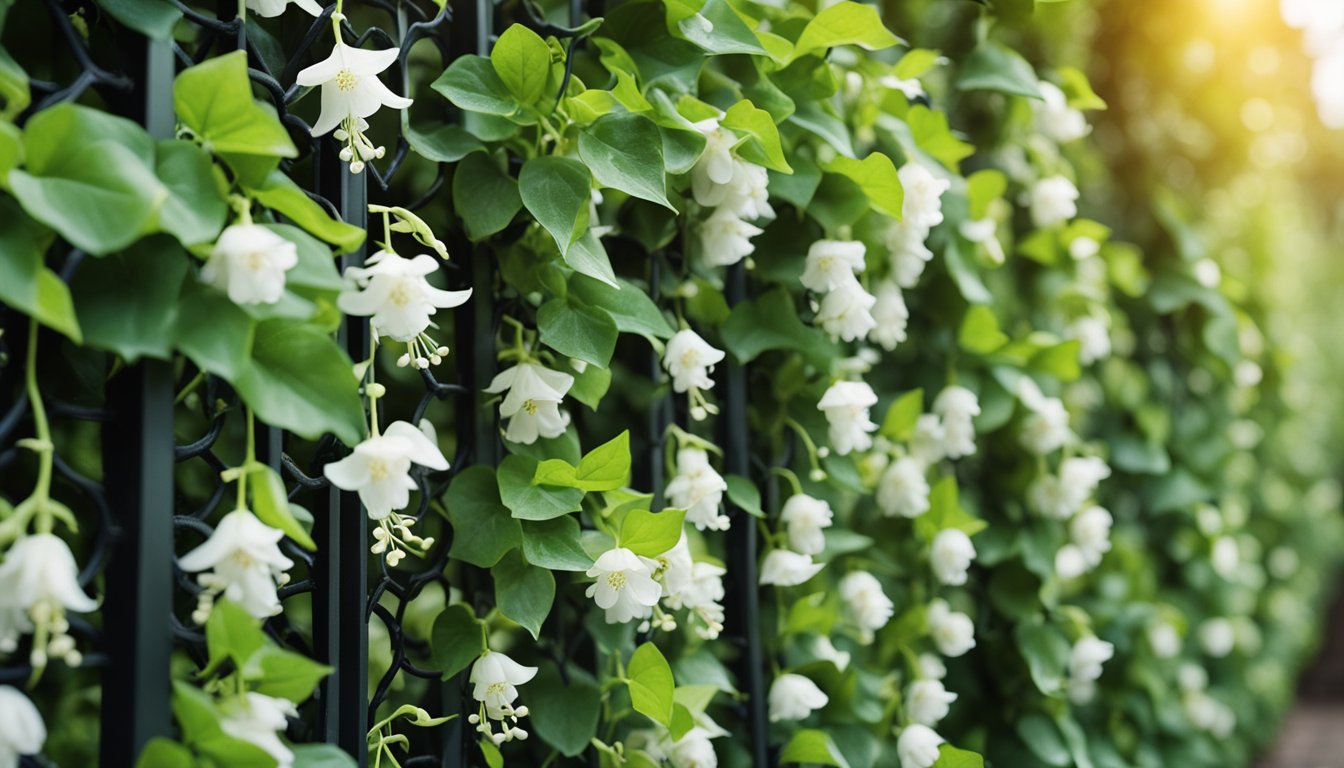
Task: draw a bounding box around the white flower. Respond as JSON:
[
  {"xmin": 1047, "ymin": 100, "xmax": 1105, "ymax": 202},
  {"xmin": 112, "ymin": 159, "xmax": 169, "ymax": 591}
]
[
  {"xmin": 1184, "ymin": 690, "xmax": 1236, "ymax": 737},
  {"xmin": 324, "ymin": 420, "xmax": 449, "ymax": 520},
  {"xmin": 1148, "ymin": 622, "xmax": 1182, "ymax": 659},
  {"xmin": 801, "ymin": 240, "xmax": 867, "ymax": 293},
  {"xmin": 484, "ymin": 362, "xmax": 575, "ymax": 445},
  {"xmin": 1054, "ymin": 544, "xmax": 1089, "ymax": 580},
  {"xmin": 338, "ymin": 251, "xmax": 471, "ymax": 345},
  {"xmin": 815, "ymin": 635, "xmax": 851, "ymax": 671},
  {"xmin": 220, "ymin": 693, "xmax": 298, "ymax": 768},
  {"xmin": 666, "ymin": 727, "xmax": 721, "ymax": 768},
  {"xmin": 906, "ymin": 679, "xmax": 957, "ymax": 727},
  {"xmin": 870, "ymin": 281, "xmax": 910, "ymax": 351},
  {"xmin": 691, "ymin": 120, "xmax": 738, "ymax": 204},
  {"xmin": 759, "ymin": 550, "xmax": 824, "ymax": 586},
  {"xmin": 959, "ymin": 217, "xmax": 1005, "ymax": 264},
  {"xmin": 898, "ymin": 163, "xmax": 951, "ymax": 231},
  {"xmin": 0, "ymin": 686, "xmax": 44, "ymax": 768},
  {"xmin": 246, "ymin": 0, "xmax": 320, "ymax": 17},
  {"xmin": 768, "ymin": 673, "xmax": 829, "ymax": 722},
  {"xmin": 1067, "ymin": 636, "xmax": 1114, "ymax": 704},
  {"xmin": 707, "ymin": 161, "xmax": 774, "ymax": 221},
  {"xmin": 909, "ymin": 415, "xmax": 947, "ymax": 465},
  {"xmin": 879, "ymin": 74, "xmax": 925, "ymax": 100},
  {"xmin": 815, "ymin": 280, "xmax": 877, "ymax": 342},
  {"xmin": 930, "ymin": 529, "xmax": 976, "ymax": 586},
  {"xmin": 927, "ymin": 599, "xmax": 975, "ymax": 657},
  {"xmin": 917, "ymin": 653, "xmax": 947, "ymax": 681},
  {"xmin": 0, "ymin": 533, "xmax": 97, "ymax": 663},
  {"xmin": 665, "ymin": 448, "xmax": 729, "ymax": 532},
  {"xmin": 897, "ymin": 724, "xmax": 944, "ymax": 768},
  {"xmin": 1071, "ymin": 506, "xmax": 1113, "ymax": 567},
  {"xmin": 840, "ymin": 571, "xmax": 894, "ymax": 639},
  {"xmin": 1062, "ymin": 455, "xmax": 1111, "ymax": 500},
  {"xmin": 1031, "ymin": 457, "xmax": 1110, "ymax": 520},
  {"xmin": 1211, "ymin": 536, "xmax": 1239, "ymax": 579},
  {"xmin": 817, "ymin": 381, "xmax": 878, "ymax": 455},
  {"xmin": 779, "ymin": 494, "xmax": 834, "ymax": 556},
  {"xmin": 1029, "ymin": 176, "xmax": 1079, "ymax": 229},
  {"xmin": 1069, "ymin": 236, "xmax": 1100, "ymax": 261},
  {"xmin": 1036, "ymin": 81, "xmax": 1090, "ymax": 143},
  {"xmin": 1066, "ymin": 315, "xmax": 1111, "ymax": 365},
  {"xmin": 933, "ymin": 386, "xmax": 979, "ymax": 459},
  {"xmin": 1019, "ymin": 396, "xmax": 1071, "ymax": 455},
  {"xmin": 663, "ymin": 330, "xmax": 725, "ymax": 394},
  {"xmin": 888, "ymin": 219, "xmax": 935, "ymax": 288},
  {"xmin": 696, "ymin": 209, "xmax": 763, "ymax": 267},
  {"xmin": 200, "ymin": 224, "xmax": 298, "ymax": 305},
  {"xmin": 586, "ymin": 548, "xmax": 661, "ymax": 623},
  {"xmin": 1199, "ymin": 618, "xmax": 1236, "ymax": 658},
  {"xmin": 470, "ymin": 651, "xmax": 538, "ymax": 720},
  {"xmin": 297, "ymin": 41, "xmax": 411, "ymax": 138},
  {"xmin": 178, "ymin": 510, "xmax": 295, "ymax": 619},
  {"xmin": 659, "ymin": 537, "xmax": 727, "ymax": 638}
]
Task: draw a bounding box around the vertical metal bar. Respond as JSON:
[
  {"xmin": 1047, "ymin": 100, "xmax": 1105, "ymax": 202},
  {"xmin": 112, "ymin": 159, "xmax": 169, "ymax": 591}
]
[
  {"xmin": 99, "ymin": 35, "xmax": 176, "ymax": 766},
  {"xmin": 314, "ymin": 145, "xmax": 370, "ymax": 765},
  {"xmin": 721, "ymin": 262, "xmax": 768, "ymax": 767}
]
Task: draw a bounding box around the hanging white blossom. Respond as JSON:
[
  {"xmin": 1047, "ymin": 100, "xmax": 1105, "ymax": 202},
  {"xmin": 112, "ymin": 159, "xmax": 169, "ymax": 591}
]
[
  {"xmin": 178, "ymin": 509, "xmax": 294, "ymax": 621},
  {"xmin": 779, "ymin": 494, "xmax": 834, "ymax": 556},
  {"xmin": 0, "ymin": 686, "xmax": 45, "ymax": 768},
  {"xmin": 245, "ymin": 0, "xmax": 320, "ymax": 17},
  {"xmin": 929, "ymin": 529, "xmax": 977, "ymax": 586},
  {"xmin": 662, "ymin": 330, "xmax": 726, "ymax": 420},
  {"xmin": 323, "ymin": 420, "xmax": 449, "ymax": 520},
  {"xmin": 933, "ymin": 386, "xmax": 980, "ymax": 459},
  {"xmin": 586, "ymin": 547, "xmax": 662, "ymax": 624},
  {"xmin": 297, "ymin": 39, "xmax": 411, "ymax": 172},
  {"xmin": 200, "ymin": 224, "xmax": 298, "ymax": 306},
  {"xmin": 877, "ymin": 457, "xmax": 931, "ymax": 518},
  {"xmin": 220, "ymin": 692, "xmax": 299, "ymax": 768},
  {"xmin": 927, "ymin": 599, "xmax": 976, "ymax": 657},
  {"xmin": 1036, "ymin": 81, "xmax": 1091, "ymax": 143},
  {"xmin": 801, "ymin": 240, "xmax": 867, "ymax": 293},
  {"xmin": 1029, "ymin": 175, "xmax": 1080, "ymax": 229},
  {"xmin": 898, "ymin": 162, "xmax": 951, "ymax": 231},
  {"xmin": 0, "ymin": 533, "xmax": 97, "ymax": 668},
  {"xmin": 337, "ymin": 251, "xmax": 471, "ymax": 365},
  {"xmin": 815, "ymin": 280, "xmax": 877, "ymax": 343},
  {"xmin": 1066, "ymin": 315, "xmax": 1111, "ymax": 366},
  {"xmin": 888, "ymin": 219, "xmax": 935, "ymax": 289},
  {"xmin": 665, "ymin": 448, "xmax": 729, "ymax": 532},
  {"xmin": 1019, "ymin": 395, "xmax": 1071, "ymax": 456},
  {"xmin": 483, "ymin": 362, "xmax": 575, "ymax": 445},
  {"xmin": 696, "ymin": 209, "xmax": 763, "ymax": 267},
  {"xmin": 840, "ymin": 571, "xmax": 894, "ymax": 641},
  {"xmin": 759, "ymin": 549, "xmax": 824, "ymax": 587},
  {"xmin": 1071, "ymin": 505, "xmax": 1113, "ymax": 567},
  {"xmin": 767, "ymin": 673, "xmax": 829, "ymax": 722},
  {"xmin": 1066, "ymin": 636, "xmax": 1114, "ymax": 704},
  {"xmin": 870, "ymin": 281, "xmax": 910, "ymax": 351},
  {"xmin": 896, "ymin": 724, "xmax": 945, "ymax": 768},
  {"xmin": 468, "ymin": 650, "xmax": 537, "ymax": 745},
  {"xmin": 817, "ymin": 380, "xmax": 879, "ymax": 456},
  {"xmin": 906, "ymin": 679, "xmax": 958, "ymax": 727}
]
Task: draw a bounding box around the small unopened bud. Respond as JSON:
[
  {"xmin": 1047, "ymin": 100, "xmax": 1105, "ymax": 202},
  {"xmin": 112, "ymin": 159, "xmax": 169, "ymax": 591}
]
[
  {"xmin": 365, "ymin": 382, "xmax": 387, "ymax": 399},
  {"xmin": 513, "ymin": 706, "xmax": 528, "ymax": 718},
  {"xmin": 339, "ymin": 147, "xmax": 353, "ymax": 162},
  {"xmin": 397, "ymin": 353, "xmax": 412, "ymax": 367},
  {"xmin": 817, "ymin": 446, "xmax": 831, "ymax": 458},
  {"xmin": 349, "ymin": 160, "xmax": 365, "ymax": 174},
  {"xmin": 435, "ymin": 346, "xmax": 450, "ymax": 356},
  {"xmin": 690, "ymin": 406, "xmax": 708, "ymax": 421},
  {"xmin": 809, "ymin": 468, "xmax": 827, "ymax": 482},
  {"xmin": 468, "ymin": 714, "xmax": 480, "ymax": 724}
]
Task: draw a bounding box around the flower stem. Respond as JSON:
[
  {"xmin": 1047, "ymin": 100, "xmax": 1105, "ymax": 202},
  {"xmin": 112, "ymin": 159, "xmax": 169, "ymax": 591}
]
[
  {"xmin": 25, "ymin": 320, "xmax": 54, "ymax": 535},
  {"xmin": 236, "ymin": 408, "xmax": 256, "ymax": 511},
  {"xmin": 173, "ymin": 369, "xmax": 208, "ymax": 406}
]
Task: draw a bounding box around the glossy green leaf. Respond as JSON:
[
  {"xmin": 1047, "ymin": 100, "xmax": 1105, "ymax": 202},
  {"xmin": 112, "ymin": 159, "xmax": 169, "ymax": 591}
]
[
  {"xmin": 780, "ymin": 728, "xmax": 850, "ymax": 767},
  {"xmin": 250, "ymin": 169, "xmax": 366, "ymax": 253},
  {"xmin": 722, "ymin": 100, "xmax": 792, "ymax": 173},
  {"xmin": 618, "ymin": 507, "xmax": 686, "ymax": 557},
  {"xmin": 491, "ymin": 24, "xmax": 552, "ymax": 108},
  {"xmin": 453, "ymin": 151, "xmax": 522, "ymax": 241},
  {"xmin": 790, "ymin": 1, "xmax": 902, "ymax": 62},
  {"xmin": 522, "ymin": 516, "xmax": 594, "ymax": 571},
  {"xmin": 500, "ymin": 454, "xmax": 584, "ymax": 520},
  {"xmin": 957, "ymin": 41, "xmax": 1042, "ymax": 99},
  {"xmin": 492, "ymin": 549, "xmax": 555, "ymax": 639},
  {"xmin": 569, "ymin": 276, "xmax": 675, "ymax": 340},
  {"xmin": 578, "ymin": 113, "xmax": 675, "ymax": 210},
  {"xmin": 824, "ymin": 152, "xmax": 904, "ymax": 219},
  {"xmin": 529, "ymin": 664, "xmax": 602, "ymax": 757},
  {"xmin": 0, "ymin": 198, "xmax": 80, "ymax": 342},
  {"xmin": 174, "ymin": 51, "xmax": 297, "ymax": 162},
  {"xmin": 627, "ymin": 642, "xmax": 675, "ymax": 726},
  {"xmin": 519, "ymin": 155, "xmax": 591, "ymax": 257},
  {"xmin": 243, "ymin": 643, "xmax": 333, "ymax": 702},
  {"xmin": 432, "ymin": 55, "xmax": 523, "ymax": 117},
  {"xmin": 248, "ymin": 463, "xmax": 317, "ymax": 551},
  {"xmin": 725, "ymin": 474, "xmax": 764, "ymax": 517},
  {"xmin": 537, "ymin": 296, "xmax": 618, "ymax": 367},
  {"xmin": 447, "ymin": 466, "xmax": 523, "ymax": 567},
  {"xmin": 880, "ymin": 389, "xmax": 924, "ymax": 441},
  {"xmin": 959, "ymin": 305, "xmax": 1009, "ymax": 354},
  {"xmin": 429, "ymin": 604, "xmax": 486, "ymax": 679}
]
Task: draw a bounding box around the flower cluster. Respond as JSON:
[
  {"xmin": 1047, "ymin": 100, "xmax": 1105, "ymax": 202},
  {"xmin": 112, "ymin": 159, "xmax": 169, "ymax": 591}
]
[{"xmin": 692, "ymin": 118, "xmax": 773, "ymax": 266}]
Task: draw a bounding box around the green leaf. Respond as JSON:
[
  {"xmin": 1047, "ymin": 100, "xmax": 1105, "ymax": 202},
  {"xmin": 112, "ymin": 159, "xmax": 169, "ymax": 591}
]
[
  {"xmin": 790, "ymin": 1, "xmax": 902, "ymax": 62},
  {"xmin": 154, "ymin": 139, "xmax": 228, "ymax": 246},
  {"xmin": 203, "ymin": 599, "xmax": 265, "ymax": 676},
  {"xmin": 780, "ymin": 729, "xmax": 851, "ymax": 767},
  {"xmin": 823, "ymin": 152, "xmax": 904, "ymax": 219},
  {"xmin": 918, "ymin": 476, "xmax": 987, "ymax": 540},
  {"xmin": 880, "ymin": 389, "xmax": 924, "ymax": 441},
  {"xmin": 935, "ymin": 745, "xmax": 986, "ymax": 768},
  {"xmin": 135, "ymin": 738, "xmax": 194, "ymax": 768},
  {"xmin": 250, "ymin": 169, "xmax": 366, "ymax": 253},
  {"xmin": 243, "ymin": 643, "xmax": 333, "ymax": 702},
  {"xmin": 529, "ymin": 664, "xmax": 602, "ymax": 757},
  {"xmin": 429, "ymin": 604, "xmax": 486, "ymax": 678},
  {"xmin": 230, "ymin": 320, "xmax": 364, "ymax": 446},
  {"xmin": 894, "ymin": 48, "xmax": 942, "ymax": 80},
  {"xmin": 261, "ymin": 223, "xmax": 344, "ymax": 293},
  {"xmin": 619, "ymin": 508, "xmax": 686, "ymax": 557},
  {"xmin": 248, "ymin": 463, "xmax": 317, "ymax": 551},
  {"xmin": 404, "ymin": 120, "xmax": 486, "ymax": 162},
  {"xmin": 725, "ymin": 474, "xmax": 763, "ymax": 518},
  {"xmin": 433, "ymin": 55, "xmax": 523, "ymax": 118},
  {"xmin": 1015, "ymin": 621, "xmax": 1071, "ymax": 696},
  {"xmin": 721, "ymin": 288, "xmax": 825, "ymax": 364},
  {"xmin": 174, "ymin": 51, "xmax": 297, "ymax": 163},
  {"xmin": 453, "ymin": 152, "xmax": 522, "ymax": 241},
  {"xmin": 906, "ymin": 105, "xmax": 975, "ymax": 172},
  {"xmin": 537, "ymin": 296, "xmax": 618, "ymax": 368},
  {"xmin": 627, "ymin": 643, "xmax": 675, "ymax": 725},
  {"xmin": 1058, "ymin": 66, "xmax": 1106, "ymax": 110},
  {"xmin": 1031, "ymin": 339, "xmax": 1082, "ymax": 382},
  {"xmin": 669, "ymin": 703, "xmax": 695, "ymax": 741},
  {"xmin": 565, "ymin": 229, "xmax": 619, "ymax": 288},
  {"xmin": 519, "ymin": 155, "xmax": 592, "ymax": 256},
  {"xmin": 959, "ymin": 305, "xmax": 1009, "ymax": 354},
  {"xmin": 522, "ymin": 516, "xmax": 595, "ymax": 571},
  {"xmin": 479, "ymin": 738, "xmax": 504, "ymax": 768},
  {"xmin": 0, "ymin": 47, "xmax": 31, "ymax": 123},
  {"xmin": 492, "ymin": 549, "xmax": 555, "ymax": 640},
  {"xmin": 721, "ymin": 100, "xmax": 792, "ymax": 173},
  {"xmin": 569, "ymin": 361, "xmax": 612, "ymax": 410},
  {"xmin": 944, "ymin": 238, "xmax": 993, "ymax": 305},
  {"xmin": 578, "ymin": 113, "xmax": 675, "ymax": 210},
  {"xmin": 97, "ymin": 0, "xmax": 182, "ymax": 40},
  {"xmin": 575, "ymin": 430, "xmax": 632, "ymax": 492},
  {"xmin": 673, "ymin": 0, "xmax": 768, "ymax": 55},
  {"xmin": 533, "ymin": 458, "xmax": 579, "ymax": 488},
  {"xmin": 957, "ymin": 41, "xmax": 1042, "ymax": 99},
  {"xmin": 966, "ymin": 169, "xmax": 1007, "ymax": 220},
  {"xmin": 447, "ymin": 466, "xmax": 523, "ymax": 567},
  {"xmin": 491, "ymin": 24, "xmax": 553, "ymax": 108},
  {"xmin": 0, "ymin": 199, "xmax": 80, "ymax": 342},
  {"xmin": 1015, "ymin": 713, "xmax": 1070, "ymax": 766},
  {"xmin": 499, "ymin": 454, "xmax": 584, "ymax": 520},
  {"xmin": 291, "ymin": 744, "xmax": 360, "ymax": 768},
  {"xmin": 174, "ymin": 279, "xmax": 256, "ymax": 380},
  {"xmin": 568, "ymin": 276, "xmax": 674, "ymax": 341}
]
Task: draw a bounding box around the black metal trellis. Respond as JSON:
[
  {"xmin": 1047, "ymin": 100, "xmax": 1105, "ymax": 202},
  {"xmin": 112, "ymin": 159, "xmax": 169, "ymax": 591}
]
[{"xmin": 0, "ymin": 0, "xmax": 779, "ymax": 765}]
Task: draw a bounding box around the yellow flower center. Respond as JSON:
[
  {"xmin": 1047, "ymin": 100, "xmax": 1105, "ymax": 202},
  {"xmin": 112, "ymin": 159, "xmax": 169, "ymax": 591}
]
[
  {"xmin": 606, "ymin": 571, "xmax": 627, "ymax": 590},
  {"xmin": 522, "ymin": 399, "xmax": 538, "ymax": 415},
  {"xmin": 388, "ymin": 279, "xmax": 412, "ymax": 307},
  {"xmin": 244, "ymin": 251, "xmax": 267, "ymax": 271},
  {"xmin": 335, "ymin": 68, "xmax": 358, "ymax": 92},
  {"xmin": 368, "ymin": 458, "xmax": 389, "ymax": 481},
  {"xmin": 230, "ymin": 550, "xmax": 256, "ymax": 569},
  {"xmin": 486, "ymin": 681, "xmax": 507, "ymax": 697}
]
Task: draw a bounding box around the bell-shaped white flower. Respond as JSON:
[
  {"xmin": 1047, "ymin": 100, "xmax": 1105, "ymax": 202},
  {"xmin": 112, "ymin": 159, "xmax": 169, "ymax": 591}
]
[
  {"xmin": 470, "ymin": 651, "xmax": 538, "ymax": 720},
  {"xmin": 906, "ymin": 679, "xmax": 957, "ymax": 727},
  {"xmin": 815, "ymin": 635, "xmax": 851, "ymax": 671},
  {"xmin": 297, "ymin": 41, "xmax": 411, "ymax": 137},
  {"xmin": 840, "ymin": 571, "xmax": 894, "ymax": 640},
  {"xmin": 817, "ymin": 381, "xmax": 878, "ymax": 456},
  {"xmin": 759, "ymin": 550, "xmax": 824, "ymax": 587},
  {"xmin": 1054, "ymin": 543, "xmax": 1089, "ymax": 580},
  {"xmin": 918, "ymin": 653, "xmax": 947, "ymax": 681},
  {"xmin": 484, "ymin": 362, "xmax": 575, "ymax": 445},
  {"xmin": 324, "ymin": 420, "xmax": 449, "ymax": 520},
  {"xmin": 697, "ymin": 209, "xmax": 762, "ymax": 267},
  {"xmin": 586, "ymin": 547, "xmax": 662, "ymax": 624},
  {"xmin": 897, "ymin": 724, "xmax": 944, "ymax": 768},
  {"xmin": 663, "ymin": 330, "xmax": 724, "ymax": 393},
  {"xmin": 1019, "ymin": 396, "xmax": 1071, "ymax": 456},
  {"xmin": 930, "ymin": 529, "xmax": 976, "ymax": 586},
  {"xmin": 1066, "ymin": 315, "xmax": 1111, "ymax": 365},
  {"xmin": 691, "ymin": 119, "xmax": 738, "ymax": 205},
  {"xmin": 1071, "ymin": 505, "xmax": 1113, "ymax": 567},
  {"xmin": 1029, "ymin": 176, "xmax": 1079, "ymax": 229},
  {"xmin": 1036, "ymin": 82, "xmax": 1090, "ymax": 143},
  {"xmin": 877, "ymin": 457, "xmax": 930, "ymax": 518},
  {"xmin": 246, "ymin": 0, "xmax": 321, "ymax": 17},
  {"xmin": 768, "ymin": 673, "xmax": 829, "ymax": 722},
  {"xmin": 879, "ymin": 74, "xmax": 925, "ymax": 100},
  {"xmin": 909, "ymin": 415, "xmax": 947, "ymax": 466},
  {"xmin": 889, "ymin": 219, "xmax": 935, "ymax": 289},
  {"xmin": 665, "ymin": 448, "xmax": 729, "ymax": 532},
  {"xmin": 178, "ymin": 509, "xmax": 295, "ymax": 620},
  {"xmin": 959, "ymin": 217, "xmax": 1005, "ymax": 265},
  {"xmin": 870, "ymin": 281, "xmax": 910, "ymax": 351},
  {"xmin": 0, "ymin": 533, "xmax": 97, "ymax": 666},
  {"xmin": 898, "ymin": 163, "xmax": 951, "ymax": 231},
  {"xmin": 927, "ymin": 599, "xmax": 975, "ymax": 657},
  {"xmin": 933, "ymin": 386, "xmax": 980, "ymax": 460},
  {"xmin": 1066, "ymin": 636, "xmax": 1114, "ymax": 704},
  {"xmin": 338, "ymin": 251, "xmax": 471, "ymax": 354},
  {"xmin": 220, "ymin": 692, "xmax": 298, "ymax": 768},
  {"xmin": 801, "ymin": 240, "xmax": 867, "ymax": 293},
  {"xmin": 665, "ymin": 726, "xmax": 722, "ymax": 768},
  {"xmin": 815, "ymin": 279, "xmax": 877, "ymax": 343},
  {"xmin": 200, "ymin": 224, "xmax": 298, "ymax": 306},
  {"xmin": 0, "ymin": 686, "xmax": 45, "ymax": 768},
  {"xmin": 779, "ymin": 494, "xmax": 833, "ymax": 556},
  {"xmin": 721, "ymin": 162, "xmax": 775, "ymax": 221},
  {"xmin": 660, "ymin": 539, "xmax": 727, "ymax": 640}
]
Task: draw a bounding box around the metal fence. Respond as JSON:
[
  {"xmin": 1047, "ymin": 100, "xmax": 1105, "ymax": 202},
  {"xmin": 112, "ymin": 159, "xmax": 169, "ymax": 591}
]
[{"xmin": 0, "ymin": 0, "xmax": 772, "ymax": 765}]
